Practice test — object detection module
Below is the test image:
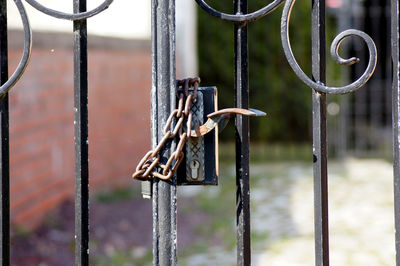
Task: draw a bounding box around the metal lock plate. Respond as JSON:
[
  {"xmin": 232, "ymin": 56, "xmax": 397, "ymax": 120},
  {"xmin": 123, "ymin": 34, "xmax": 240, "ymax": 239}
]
[{"xmin": 177, "ymin": 87, "xmax": 218, "ymax": 185}]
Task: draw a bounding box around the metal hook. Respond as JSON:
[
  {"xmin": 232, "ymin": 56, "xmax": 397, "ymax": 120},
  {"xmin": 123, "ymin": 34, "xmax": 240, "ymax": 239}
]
[{"xmin": 190, "ymin": 108, "xmax": 266, "ymax": 137}]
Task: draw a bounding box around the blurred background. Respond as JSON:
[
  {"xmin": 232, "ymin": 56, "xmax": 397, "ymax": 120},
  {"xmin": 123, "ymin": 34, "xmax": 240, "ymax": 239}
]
[{"xmin": 7, "ymin": 0, "xmax": 395, "ymax": 265}]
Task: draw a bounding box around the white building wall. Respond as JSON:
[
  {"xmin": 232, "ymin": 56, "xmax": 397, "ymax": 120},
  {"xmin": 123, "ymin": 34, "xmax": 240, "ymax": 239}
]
[
  {"xmin": 7, "ymin": 0, "xmax": 197, "ymax": 75},
  {"xmin": 176, "ymin": 0, "xmax": 198, "ymax": 77},
  {"xmin": 7, "ymin": 0, "xmax": 151, "ymax": 39}
]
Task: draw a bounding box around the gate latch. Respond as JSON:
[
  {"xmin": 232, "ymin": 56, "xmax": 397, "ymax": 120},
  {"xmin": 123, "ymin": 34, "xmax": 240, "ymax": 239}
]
[
  {"xmin": 132, "ymin": 83, "xmax": 265, "ymax": 189},
  {"xmin": 177, "ymin": 86, "xmax": 265, "ymax": 186}
]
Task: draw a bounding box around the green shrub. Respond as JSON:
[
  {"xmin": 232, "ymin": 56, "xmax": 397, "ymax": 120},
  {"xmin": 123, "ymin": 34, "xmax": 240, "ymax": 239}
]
[{"xmin": 198, "ymin": 1, "xmax": 315, "ymax": 142}]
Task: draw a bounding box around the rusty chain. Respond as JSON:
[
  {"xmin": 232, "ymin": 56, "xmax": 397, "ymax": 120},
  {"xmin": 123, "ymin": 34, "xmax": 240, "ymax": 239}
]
[{"xmin": 132, "ymin": 78, "xmax": 200, "ymax": 181}]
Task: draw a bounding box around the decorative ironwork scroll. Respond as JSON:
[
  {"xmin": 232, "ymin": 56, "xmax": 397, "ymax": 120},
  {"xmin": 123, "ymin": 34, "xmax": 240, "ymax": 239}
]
[
  {"xmin": 0, "ymin": 0, "xmax": 31, "ymax": 96},
  {"xmin": 280, "ymin": 0, "xmax": 377, "ymax": 94},
  {"xmin": 195, "ymin": 0, "xmax": 283, "ymax": 22},
  {"xmin": 2, "ymin": 0, "xmax": 113, "ymax": 95},
  {"xmin": 25, "ymin": 0, "xmax": 113, "ymax": 20},
  {"xmin": 279, "ymin": 0, "xmax": 376, "ymax": 265}
]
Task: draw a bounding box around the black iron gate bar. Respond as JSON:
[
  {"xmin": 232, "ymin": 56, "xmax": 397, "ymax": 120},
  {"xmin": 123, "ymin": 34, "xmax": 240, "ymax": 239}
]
[
  {"xmin": 392, "ymin": 0, "xmax": 400, "ymax": 264},
  {"xmin": 73, "ymin": 1, "xmax": 89, "ymax": 264},
  {"xmin": 193, "ymin": 1, "xmax": 284, "ymax": 264},
  {"xmin": 151, "ymin": 0, "xmax": 177, "ymax": 264},
  {"xmin": 312, "ymin": 1, "xmax": 329, "ymax": 264},
  {"xmin": 0, "ymin": 1, "xmax": 10, "ymax": 263}
]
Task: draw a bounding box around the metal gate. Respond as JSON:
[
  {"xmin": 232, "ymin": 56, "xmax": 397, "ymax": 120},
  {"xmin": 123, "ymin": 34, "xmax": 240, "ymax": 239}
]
[{"xmin": 2, "ymin": 0, "xmax": 400, "ymax": 265}]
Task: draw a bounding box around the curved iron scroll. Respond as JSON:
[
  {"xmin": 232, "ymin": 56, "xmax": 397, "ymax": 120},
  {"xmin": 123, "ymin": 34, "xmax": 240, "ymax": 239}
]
[
  {"xmin": 195, "ymin": 0, "xmax": 284, "ymax": 22},
  {"xmin": 0, "ymin": 0, "xmax": 31, "ymax": 97},
  {"xmin": 1, "ymin": 0, "xmax": 113, "ymax": 96},
  {"xmin": 25, "ymin": 0, "xmax": 113, "ymax": 20},
  {"xmin": 281, "ymin": 0, "xmax": 377, "ymax": 94}
]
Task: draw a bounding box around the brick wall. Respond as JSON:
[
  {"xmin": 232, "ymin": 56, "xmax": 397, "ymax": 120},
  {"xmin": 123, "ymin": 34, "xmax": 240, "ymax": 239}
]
[{"xmin": 8, "ymin": 31, "xmax": 151, "ymax": 229}]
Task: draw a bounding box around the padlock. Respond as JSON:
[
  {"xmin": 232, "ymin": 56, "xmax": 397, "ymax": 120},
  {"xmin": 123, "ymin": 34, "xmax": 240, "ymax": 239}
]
[{"xmin": 177, "ymin": 86, "xmax": 219, "ymax": 185}]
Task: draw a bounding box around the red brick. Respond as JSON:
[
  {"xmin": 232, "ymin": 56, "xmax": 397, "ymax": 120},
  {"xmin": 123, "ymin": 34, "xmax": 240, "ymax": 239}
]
[{"xmin": 7, "ymin": 42, "xmax": 151, "ymax": 229}]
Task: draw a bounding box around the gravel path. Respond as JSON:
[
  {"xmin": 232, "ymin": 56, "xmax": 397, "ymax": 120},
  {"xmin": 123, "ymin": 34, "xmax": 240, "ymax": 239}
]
[
  {"xmin": 182, "ymin": 158, "xmax": 396, "ymax": 265},
  {"xmin": 252, "ymin": 158, "xmax": 395, "ymax": 265}
]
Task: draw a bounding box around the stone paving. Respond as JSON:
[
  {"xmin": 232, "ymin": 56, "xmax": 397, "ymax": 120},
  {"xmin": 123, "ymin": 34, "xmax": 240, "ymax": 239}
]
[
  {"xmin": 256, "ymin": 158, "xmax": 395, "ymax": 265},
  {"xmin": 183, "ymin": 158, "xmax": 396, "ymax": 266}
]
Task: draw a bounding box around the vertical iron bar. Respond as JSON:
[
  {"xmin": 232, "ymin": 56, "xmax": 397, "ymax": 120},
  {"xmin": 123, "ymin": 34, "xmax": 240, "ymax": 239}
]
[
  {"xmin": 391, "ymin": 0, "xmax": 400, "ymax": 264},
  {"xmin": 73, "ymin": 0, "xmax": 89, "ymax": 265},
  {"xmin": 0, "ymin": 1, "xmax": 9, "ymax": 265},
  {"xmin": 234, "ymin": 0, "xmax": 250, "ymax": 265},
  {"xmin": 311, "ymin": 0, "xmax": 329, "ymax": 265},
  {"xmin": 151, "ymin": 0, "xmax": 177, "ymax": 264}
]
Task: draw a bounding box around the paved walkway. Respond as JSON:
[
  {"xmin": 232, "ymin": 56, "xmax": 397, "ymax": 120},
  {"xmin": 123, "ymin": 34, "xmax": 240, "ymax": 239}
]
[
  {"xmin": 183, "ymin": 158, "xmax": 396, "ymax": 266},
  {"xmin": 255, "ymin": 158, "xmax": 395, "ymax": 266}
]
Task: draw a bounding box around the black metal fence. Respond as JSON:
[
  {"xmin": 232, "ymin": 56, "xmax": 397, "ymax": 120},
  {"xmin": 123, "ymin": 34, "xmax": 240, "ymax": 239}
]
[
  {"xmin": 0, "ymin": 0, "xmax": 113, "ymax": 265},
  {"xmin": 1, "ymin": 0, "xmax": 400, "ymax": 266}
]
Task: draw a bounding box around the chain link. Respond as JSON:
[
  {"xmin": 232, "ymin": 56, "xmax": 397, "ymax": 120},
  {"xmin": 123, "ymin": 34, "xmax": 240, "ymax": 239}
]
[{"xmin": 132, "ymin": 78, "xmax": 200, "ymax": 181}]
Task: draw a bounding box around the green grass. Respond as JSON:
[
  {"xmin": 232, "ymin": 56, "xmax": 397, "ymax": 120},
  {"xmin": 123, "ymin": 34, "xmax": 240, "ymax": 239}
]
[
  {"xmin": 95, "ymin": 186, "xmax": 140, "ymax": 203},
  {"xmin": 93, "ymin": 248, "xmax": 153, "ymax": 266}
]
